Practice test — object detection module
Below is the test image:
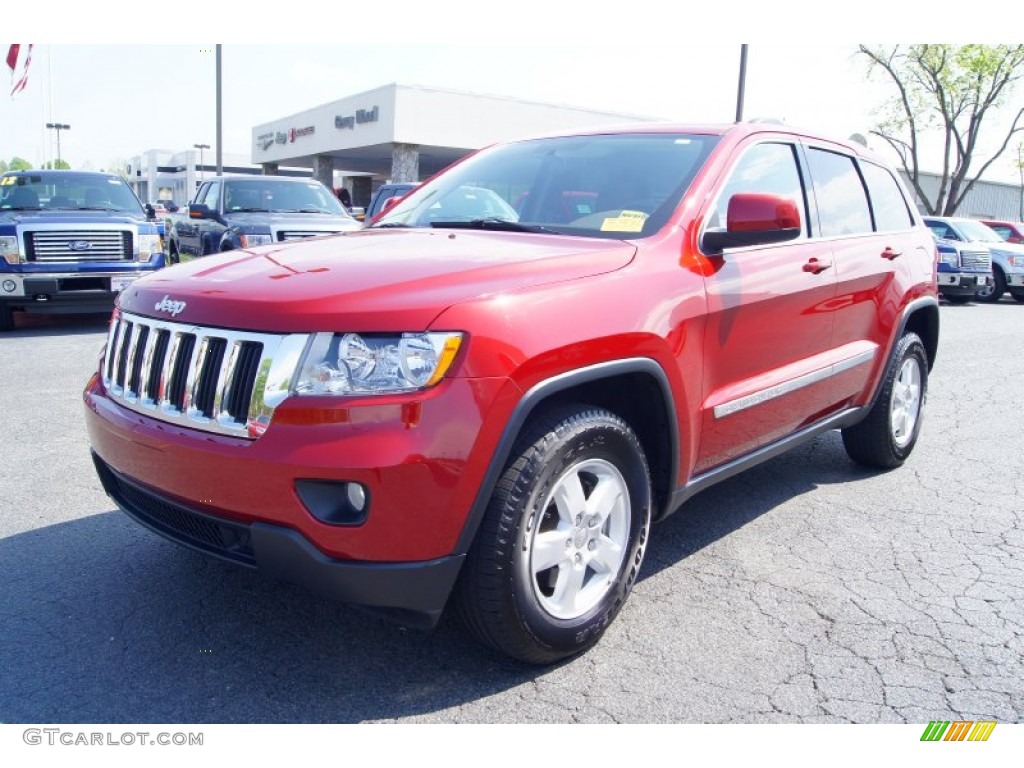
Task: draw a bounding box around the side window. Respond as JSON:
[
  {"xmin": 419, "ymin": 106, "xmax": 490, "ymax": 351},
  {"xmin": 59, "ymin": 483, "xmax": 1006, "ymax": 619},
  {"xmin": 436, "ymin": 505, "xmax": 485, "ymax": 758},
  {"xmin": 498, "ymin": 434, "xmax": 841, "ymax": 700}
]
[
  {"xmin": 806, "ymin": 148, "xmax": 872, "ymax": 237},
  {"xmin": 990, "ymin": 225, "xmax": 1011, "ymax": 239},
  {"xmin": 193, "ymin": 182, "xmax": 209, "ymax": 206},
  {"xmin": 926, "ymin": 221, "xmax": 956, "ymax": 240},
  {"xmin": 200, "ymin": 181, "xmax": 221, "ymax": 210},
  {"xmin": 708, "ymin": 142, "xmax": 807, "ymax": 235},
  {"xmin": 860, "ymin": 161, "xmax": 914, "ymax": 232}
]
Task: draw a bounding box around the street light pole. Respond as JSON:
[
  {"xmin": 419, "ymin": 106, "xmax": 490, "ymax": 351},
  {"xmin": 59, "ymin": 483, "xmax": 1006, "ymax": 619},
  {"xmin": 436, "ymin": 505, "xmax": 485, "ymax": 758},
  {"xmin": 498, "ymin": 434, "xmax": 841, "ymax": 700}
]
[
  {"xmin": 45, "ymin": 122, "xmax": 71, "ymax": 167},
  {"xmin": 193, "ymin": 143, "xmax": 210, "ymax": 185},
  {"xmin": 1018, "ymin": 142, "xmax": 1023, "ymax": 222}
]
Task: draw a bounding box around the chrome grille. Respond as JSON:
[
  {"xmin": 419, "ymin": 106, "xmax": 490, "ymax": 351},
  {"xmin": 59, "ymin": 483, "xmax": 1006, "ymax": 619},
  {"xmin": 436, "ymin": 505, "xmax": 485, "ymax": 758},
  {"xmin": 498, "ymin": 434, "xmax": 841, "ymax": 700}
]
[
  {"xmin": 277, "ymin": 230, "xmax": 331, "ymax": 241},
  {"xmin": 960, "ymin": 249, "xmax": 991, "ymax": 270},
  {"xmin": 103, "ymin": 311, "xmax": 309, "ymax": 439},
  {"xmin": 26, "ymin": 229, "xmax": 132, "ymax": 262}
]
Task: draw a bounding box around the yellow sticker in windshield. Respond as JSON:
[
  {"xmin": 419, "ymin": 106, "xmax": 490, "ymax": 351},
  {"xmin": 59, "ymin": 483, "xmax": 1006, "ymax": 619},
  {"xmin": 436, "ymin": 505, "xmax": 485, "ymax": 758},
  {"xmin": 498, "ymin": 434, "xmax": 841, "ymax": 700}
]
[
  {"xmin": 600, "ymin": 210, "xmax": 647, "ymax": 233},
  {"xmin": 0, "ymin": 176, "xmax": 16, "ymax": 186}
]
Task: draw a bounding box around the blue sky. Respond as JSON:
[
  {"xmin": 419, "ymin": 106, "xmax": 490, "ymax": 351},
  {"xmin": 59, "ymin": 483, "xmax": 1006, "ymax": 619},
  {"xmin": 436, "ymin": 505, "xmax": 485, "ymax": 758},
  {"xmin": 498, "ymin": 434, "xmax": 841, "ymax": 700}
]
[{"xmin": 3, "ymin": 3, "xmax": 1019, "ymax": 183}]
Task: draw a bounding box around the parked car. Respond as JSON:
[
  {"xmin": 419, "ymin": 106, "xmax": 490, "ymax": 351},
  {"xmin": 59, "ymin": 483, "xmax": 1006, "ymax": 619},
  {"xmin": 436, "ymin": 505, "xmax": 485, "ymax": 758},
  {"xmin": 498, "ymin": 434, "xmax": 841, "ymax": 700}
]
[
  {"xmin": 924, "ymin": 216, "xmax": 1023, "ymax": 303},
  {"xmin": 922, "ymin": 217, "xmax": 993, "ymax": 303},
  {"xmin": 165, "ymin": 175, "xmax": 360, "ymax": 262},
  {"xmin": 85, "ymin": 122, "xmax": 939, "ymax": 663},
  {"xmin": 359, "ymin": 182, "xmax": 419, "ymax": 223},
  {"xmin": 982, "ymin": 219, "xmax": 1024, "ymax": 244},
  {"xmin": 0, "ymin": 169, "xmax": 166, "ymax": 330}
]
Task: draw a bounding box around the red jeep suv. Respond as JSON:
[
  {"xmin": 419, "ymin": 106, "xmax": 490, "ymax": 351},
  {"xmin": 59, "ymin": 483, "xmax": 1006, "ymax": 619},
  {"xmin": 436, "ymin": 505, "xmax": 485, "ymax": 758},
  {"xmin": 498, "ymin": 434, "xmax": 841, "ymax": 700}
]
[{"xmin": 84, "ymin": 123, "xmax": 939, "ymax": 663}]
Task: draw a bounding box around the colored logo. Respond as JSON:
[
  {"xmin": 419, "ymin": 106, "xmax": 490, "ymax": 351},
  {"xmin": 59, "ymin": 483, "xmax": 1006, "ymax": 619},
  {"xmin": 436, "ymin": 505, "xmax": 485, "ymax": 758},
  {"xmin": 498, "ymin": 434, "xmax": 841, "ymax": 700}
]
[{"xmin": 921, "ymin": 721, "xmax": 996, "ymax": 742}]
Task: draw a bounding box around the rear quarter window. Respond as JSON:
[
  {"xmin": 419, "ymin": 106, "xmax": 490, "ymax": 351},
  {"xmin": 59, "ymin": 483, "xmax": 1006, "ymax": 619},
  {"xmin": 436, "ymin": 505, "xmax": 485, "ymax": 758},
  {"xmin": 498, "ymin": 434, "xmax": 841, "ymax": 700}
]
[{"xmin": 860, "ymin": 161, "xmax": 915, "ymax": 232}]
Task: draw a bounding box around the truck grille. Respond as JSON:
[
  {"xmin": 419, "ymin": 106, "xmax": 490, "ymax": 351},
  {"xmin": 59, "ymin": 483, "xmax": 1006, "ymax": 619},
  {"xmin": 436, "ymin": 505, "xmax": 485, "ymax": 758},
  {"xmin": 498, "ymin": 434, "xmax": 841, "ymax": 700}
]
[
  {"xmin": 277, "ymin": 230, "xmax": 332, "ymax": 241},
  {"xmin": 103, "ymin": 311, "xmax": 308, "ymax": 439},
  {"xmin": 25, "ymin": 229, "xmax": 133, "ymax": 262},
  {"xmin": 960, "ymin": 249, "xmax": 991, "ymax": 271}
]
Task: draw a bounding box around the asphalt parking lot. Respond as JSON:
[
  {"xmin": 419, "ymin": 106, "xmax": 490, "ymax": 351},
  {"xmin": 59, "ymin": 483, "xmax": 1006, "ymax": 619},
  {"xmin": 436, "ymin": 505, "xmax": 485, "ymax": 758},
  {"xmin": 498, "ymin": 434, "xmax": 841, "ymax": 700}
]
[{"xmin": 0, "ymin": 301, "xmax": 1021, "ymax": 724}]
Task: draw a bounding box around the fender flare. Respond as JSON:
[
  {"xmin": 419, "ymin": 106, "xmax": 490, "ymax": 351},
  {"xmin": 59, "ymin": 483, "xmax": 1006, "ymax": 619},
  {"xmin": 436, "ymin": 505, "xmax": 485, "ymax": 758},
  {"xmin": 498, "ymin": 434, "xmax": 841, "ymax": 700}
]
[{"xmin": 453, "ymin": 357, "xmax": 679, "ymax": 555}]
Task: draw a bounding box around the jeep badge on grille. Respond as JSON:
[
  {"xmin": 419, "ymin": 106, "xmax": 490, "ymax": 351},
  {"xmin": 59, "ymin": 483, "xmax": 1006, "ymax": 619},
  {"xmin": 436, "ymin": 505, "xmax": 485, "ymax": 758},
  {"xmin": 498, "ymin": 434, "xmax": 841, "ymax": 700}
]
[{"xmin": 154, "ymin": 295, "xmax": 187, "ymax": 317}]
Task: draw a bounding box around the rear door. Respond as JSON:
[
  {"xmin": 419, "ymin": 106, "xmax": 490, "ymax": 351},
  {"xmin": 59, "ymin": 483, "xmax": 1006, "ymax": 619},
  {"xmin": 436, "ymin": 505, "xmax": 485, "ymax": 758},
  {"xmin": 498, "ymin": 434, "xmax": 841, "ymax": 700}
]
[{"xmin": 803, "ymin": 147, "xmax": 924, "ymax": 410}]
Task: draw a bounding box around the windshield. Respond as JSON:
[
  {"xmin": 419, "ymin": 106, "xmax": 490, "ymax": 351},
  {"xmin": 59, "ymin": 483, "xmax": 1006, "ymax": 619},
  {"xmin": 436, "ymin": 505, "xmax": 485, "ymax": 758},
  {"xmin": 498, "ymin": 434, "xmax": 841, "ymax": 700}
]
[
  {"xmin": 372, "ymin": 133, "xmax": 719, "ymax": 239},
  {"xmin": 0, "ymin": 171, "xmax": 146, "ymax": 214},
  {"xmin": 955, "ymin": 219, "xmax": 1002, "ymax": 242},
  {"xmin": 221, "ymin": 179, "xmax": 350, "ymax": 216}
]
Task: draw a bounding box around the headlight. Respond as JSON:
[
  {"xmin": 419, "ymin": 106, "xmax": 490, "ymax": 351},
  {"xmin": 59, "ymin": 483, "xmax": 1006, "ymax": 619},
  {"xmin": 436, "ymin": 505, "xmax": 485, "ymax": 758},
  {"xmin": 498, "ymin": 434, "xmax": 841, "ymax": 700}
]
[
  {"xmin": 0, "ymin": 235, "xmax": 21, "ymax": 265},
  {"xmin": 294, "ymin": 332, "xmax": 463, "ymax": 396},
  {"xmin": 138, "ymin": 233, "xmax": 163, "ymax": 260},
  {"xmin": 239, "ymin": 233, "xmax": 274, "ymax": 248},
  {"xmin": 939, "ymin": 250, "xmax": 959, "ymax": 267},
  {"xmin": 1006, "ymin": 255, "xmax": 1024, "ymax": 268}
]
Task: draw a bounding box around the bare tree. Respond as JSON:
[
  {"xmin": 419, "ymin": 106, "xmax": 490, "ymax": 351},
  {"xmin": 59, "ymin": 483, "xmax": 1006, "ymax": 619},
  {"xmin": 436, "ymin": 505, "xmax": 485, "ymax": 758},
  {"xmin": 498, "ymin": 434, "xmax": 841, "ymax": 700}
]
[{"xmin": 859, "ymin": 44, "xmax": 1024, "ymax": 216}]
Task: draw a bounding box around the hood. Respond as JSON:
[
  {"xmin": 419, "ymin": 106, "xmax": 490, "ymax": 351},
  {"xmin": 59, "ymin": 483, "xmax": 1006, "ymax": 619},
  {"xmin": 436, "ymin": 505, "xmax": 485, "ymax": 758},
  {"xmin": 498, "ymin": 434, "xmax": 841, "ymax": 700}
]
[
  {"xmin": 0, "ymin": 210, "xmax": 148, "ymax": 226},
  {"xmin": 118, "ymin": 228, "xmax": 637, "ymax": 332},
  {"xmin": 223, "ymin": 211, "xmax": 360, "ymax": 231}
]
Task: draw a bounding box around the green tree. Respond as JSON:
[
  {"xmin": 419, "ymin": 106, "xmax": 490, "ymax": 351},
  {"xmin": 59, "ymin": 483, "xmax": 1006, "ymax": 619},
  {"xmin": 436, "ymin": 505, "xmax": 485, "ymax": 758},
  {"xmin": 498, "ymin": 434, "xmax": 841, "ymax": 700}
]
[
  {"xmin": 8, "ymin": 157, "xmax": 32, "ymax": 171},
  {"xmin": 42, "ymin": 159, "xmax": 71, "ymax": 170},
  {"xmin": 859, "ymin": 44, "xmax": 1024, "ymax": 216}
]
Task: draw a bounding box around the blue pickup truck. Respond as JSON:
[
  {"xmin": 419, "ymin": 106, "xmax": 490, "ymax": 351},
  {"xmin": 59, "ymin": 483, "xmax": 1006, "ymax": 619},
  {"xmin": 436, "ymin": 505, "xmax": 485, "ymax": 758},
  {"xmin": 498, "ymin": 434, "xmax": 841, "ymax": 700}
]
[{"xmin": 0, "ymin": 169, "xmax": 166, "ymax": 330}]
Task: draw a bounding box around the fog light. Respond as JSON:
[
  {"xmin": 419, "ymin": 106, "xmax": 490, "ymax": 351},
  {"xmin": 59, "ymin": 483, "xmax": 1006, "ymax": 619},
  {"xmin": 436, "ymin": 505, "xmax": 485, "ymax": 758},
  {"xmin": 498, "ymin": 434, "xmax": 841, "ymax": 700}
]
[
  {"xmin": 295, "ymin": 479, "xmax": 370, "ymax": 526},
  {"xmin": 347, "ymin": 482, "xmax": 367, "ymax": 512},
  {"xmin": 2, "ymin": 280, "xmax": 14, "ymax": 293}
]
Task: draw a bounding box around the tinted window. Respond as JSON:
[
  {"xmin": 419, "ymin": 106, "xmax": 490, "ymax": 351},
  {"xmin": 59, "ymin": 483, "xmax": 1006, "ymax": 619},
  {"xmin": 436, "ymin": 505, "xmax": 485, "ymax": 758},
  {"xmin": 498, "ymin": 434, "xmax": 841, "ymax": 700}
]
[
  {"xmin": 807, "ymin": 148, "xmax": 872, "ymax": 237},
  {"xmin": 860, "ymin": 161, "xmax": 914, "ymax": 232},
  {"xmin": 989, "ymin": 225, "xmax": 1011, "ymax": 239},
  {"xmin": 707, "ymin": 143, "xmax": 807, "ymax": 235},
  {"xmin": 924, "ymin": 220, "xmax": 957, "ymax": 240},
  {"xmin": 0, "ymin": 171, "xmax": 144, "ymax": 214}
]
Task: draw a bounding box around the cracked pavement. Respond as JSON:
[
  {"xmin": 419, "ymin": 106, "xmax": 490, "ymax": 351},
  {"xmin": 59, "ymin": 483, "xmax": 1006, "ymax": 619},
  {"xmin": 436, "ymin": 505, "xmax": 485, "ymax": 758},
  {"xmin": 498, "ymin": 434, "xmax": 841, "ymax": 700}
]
[{"xmin": 0, "ymin": 301, "xmax": 1020, "ymax": 724}]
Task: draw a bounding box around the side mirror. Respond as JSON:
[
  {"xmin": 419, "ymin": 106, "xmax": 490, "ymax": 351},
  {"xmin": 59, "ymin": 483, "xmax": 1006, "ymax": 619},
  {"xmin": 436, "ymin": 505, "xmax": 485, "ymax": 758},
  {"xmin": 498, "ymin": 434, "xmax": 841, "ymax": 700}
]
[
  {"xmin": 381, "ymin": 195, "xmax": 402, "ymax": 214},
  {"xmin": 702, "ymin": 193, "xmax": 801, "ymax": 254},
  {"xmin": 189, "ymin": 203, "xmax": 212, "ymax": 220}
]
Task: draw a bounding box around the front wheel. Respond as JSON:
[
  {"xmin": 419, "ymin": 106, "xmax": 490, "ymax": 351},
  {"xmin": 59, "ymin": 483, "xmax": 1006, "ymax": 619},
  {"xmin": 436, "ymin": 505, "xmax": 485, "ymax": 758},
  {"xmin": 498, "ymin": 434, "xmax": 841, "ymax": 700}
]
[
  {"xmin": 455, "ymin": 405, "xmax": 652, "ymax": 664},
  {"xmin": 975, "ymin": 268, "xmax": 1005, "ymax": 303},
  {"xmin": 842, "ymin": 332, "xmax": 928, "ymax": 469}
]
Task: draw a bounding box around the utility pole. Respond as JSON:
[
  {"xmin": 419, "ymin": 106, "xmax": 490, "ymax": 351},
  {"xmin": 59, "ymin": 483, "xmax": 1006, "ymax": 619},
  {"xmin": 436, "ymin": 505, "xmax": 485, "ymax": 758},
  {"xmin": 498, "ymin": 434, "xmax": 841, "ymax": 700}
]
[
  {"xmin": 194, "ymin": 143, "xmax": 210, "ymax": 184},
  {"xmin": 216, "ymin": 45, "xmax": 223, "ymax": 176}
]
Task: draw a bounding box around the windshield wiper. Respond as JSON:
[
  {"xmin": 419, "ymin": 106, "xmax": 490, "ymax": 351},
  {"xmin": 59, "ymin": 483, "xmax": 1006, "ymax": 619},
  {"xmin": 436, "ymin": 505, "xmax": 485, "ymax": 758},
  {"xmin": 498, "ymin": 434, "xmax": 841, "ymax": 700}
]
[
  {"xmin": 76, "ymin": 206, "xmax": 117, "ymax": 211},
  {"xmin": 428, "ymin": 218, "xmax": 559, "ymax": 234},
  {"xmin": 371, "ymin": 222, "xmax": 413, "ymax": 229},
  {"xmin": 230, "ymin": 207, "xmax": 270, "ymax": 213}
]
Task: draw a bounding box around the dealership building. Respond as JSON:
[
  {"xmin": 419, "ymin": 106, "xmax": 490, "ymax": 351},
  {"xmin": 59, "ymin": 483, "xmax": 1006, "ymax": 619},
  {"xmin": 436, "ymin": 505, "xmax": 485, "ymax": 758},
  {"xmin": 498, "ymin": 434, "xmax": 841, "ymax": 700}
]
[{"xmin": 250, "ymin": 83, "xmax": 656, "ymax": 208}]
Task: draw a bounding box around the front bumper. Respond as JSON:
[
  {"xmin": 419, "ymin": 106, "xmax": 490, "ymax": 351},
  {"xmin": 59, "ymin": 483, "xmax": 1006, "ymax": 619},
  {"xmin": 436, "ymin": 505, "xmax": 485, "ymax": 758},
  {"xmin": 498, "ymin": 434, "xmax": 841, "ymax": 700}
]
[
  {"xmin": 0, "ymin": 269, "xmax": 158, "ymax": 312},
  {"xmin": 1006, "ymin": 273, "xmax": 1024, "ymax": 288},
  {"xmin": 92, "ymin": 452, "xmax": 463, "ymax": 628},
  {"xmin": 938, "ymin": 272, "xmax": 989, "ymax": 296}
]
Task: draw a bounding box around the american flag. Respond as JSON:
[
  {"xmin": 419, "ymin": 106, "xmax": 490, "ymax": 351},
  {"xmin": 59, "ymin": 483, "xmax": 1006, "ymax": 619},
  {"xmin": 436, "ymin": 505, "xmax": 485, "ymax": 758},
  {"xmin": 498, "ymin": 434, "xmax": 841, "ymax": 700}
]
[{"xmin": 6, "ymin": 44, "xmax": 34, "ymax": 97}]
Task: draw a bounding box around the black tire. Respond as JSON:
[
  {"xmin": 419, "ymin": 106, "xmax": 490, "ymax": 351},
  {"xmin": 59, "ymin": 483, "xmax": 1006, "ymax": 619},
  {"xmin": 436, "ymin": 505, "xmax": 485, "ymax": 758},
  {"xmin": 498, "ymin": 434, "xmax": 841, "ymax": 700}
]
[
  {"xmin": 975, "ymin": 267, "xmax": 1005, "ymax": 303},
  {"xmin": 168, "ymin": 241, "xmax": 180, "ymax": 265},
  {"xmin": 1012, "ymin": 292, "xmax": 1024, "ymax": 304},
  {"xmin": 455, "ymin": 404, "xmax": 652, "ymax": 664},
  {"xmin": 0, "ymin": 302, "xmax": 14, "ymax": 332},
  {"xmin": 842, "ymin": 332, "xmax": 928, "ymax": 469},
  {"xmin": 943, "ymin": 294, "xmax": 971, "ymax": 305}
]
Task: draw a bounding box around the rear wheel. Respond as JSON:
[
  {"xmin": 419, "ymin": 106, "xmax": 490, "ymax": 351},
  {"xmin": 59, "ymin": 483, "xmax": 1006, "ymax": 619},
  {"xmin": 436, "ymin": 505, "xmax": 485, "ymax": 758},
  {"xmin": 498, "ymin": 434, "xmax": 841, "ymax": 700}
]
[
  {"xmin": 455, "ymin": 404, "xmax": 652, "ymax": 664},
  {"xmin": 168, "ymin": 241, "xmax": 180, "ymax": 265},
  {"xmin": 842, "ymin": 332, "xmax": 928, "ymax": 469},
  {"xmin": 0, "ymin": 303, "xmax": 14, "ymax": 331}
]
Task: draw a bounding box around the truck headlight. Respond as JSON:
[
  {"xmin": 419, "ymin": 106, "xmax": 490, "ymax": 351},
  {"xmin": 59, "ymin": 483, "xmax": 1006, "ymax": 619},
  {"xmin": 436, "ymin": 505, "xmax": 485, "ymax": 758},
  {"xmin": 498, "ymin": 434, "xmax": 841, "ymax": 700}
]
[
  {"xmin": 939, "ymin": 250, "xmax": 959, "ymax": 267},
  {"xmin": 1006, "ymin": 255, "xmax": 1024, "ymax": 268},
  {"xmin": 239, "ymin": 233, "xmax": 274, "ymax": 248},
  {"xmin": 1, "ymin": 235, "xmax": 21, "ymax": 265},
  {"xmin": 294, "ymin": 332, "xmax": 463, "ymax": 396},
  {"xmin": 138, "ymin": 233, "xmax": 163, "ymax": 260}
]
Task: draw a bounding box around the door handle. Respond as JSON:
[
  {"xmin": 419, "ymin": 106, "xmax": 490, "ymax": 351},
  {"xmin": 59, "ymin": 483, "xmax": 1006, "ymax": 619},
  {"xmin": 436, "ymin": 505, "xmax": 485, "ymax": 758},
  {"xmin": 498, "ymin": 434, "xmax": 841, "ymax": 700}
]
[
  {"xmin": 802, "ymin": 258, "xmax": 832, "ymax": 274},
  {"xmin": 881, "ymin": 247, "xmax": 902, "ymax": 260}
]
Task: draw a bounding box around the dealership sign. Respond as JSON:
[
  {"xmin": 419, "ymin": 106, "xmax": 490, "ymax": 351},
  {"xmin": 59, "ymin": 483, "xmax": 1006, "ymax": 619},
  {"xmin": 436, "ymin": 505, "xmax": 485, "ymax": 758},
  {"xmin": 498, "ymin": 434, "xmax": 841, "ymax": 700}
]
[
  {"xmin": 256, "ymin": 131, "xmax": 292, "ymax": 151},
  {"xmin": 335, "ymin": 106, "xmax": 379, "ymax": 130},
  {"xmin": 289, "ymin": 126, "xmax": 315, "ymax": 142}
]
